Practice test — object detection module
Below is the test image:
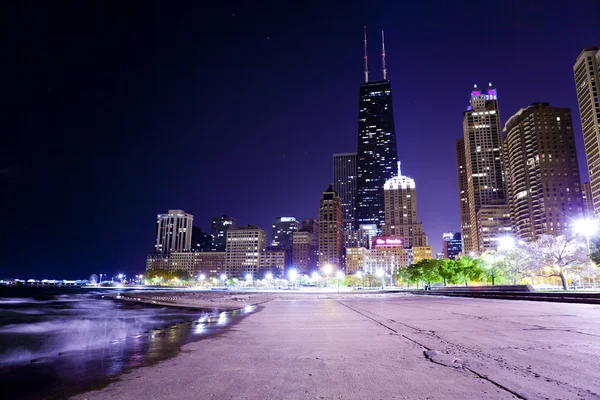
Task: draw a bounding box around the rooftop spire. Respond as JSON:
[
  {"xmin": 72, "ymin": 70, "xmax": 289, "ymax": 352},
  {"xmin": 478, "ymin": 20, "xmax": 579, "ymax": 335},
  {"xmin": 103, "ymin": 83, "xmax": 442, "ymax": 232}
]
[
  {"xmin": 364, "ymin": 26, "xmax": 369, "ymax": 83},
  {"xmin": 381, "ymin": 30, "xmax": 387, "ymax": 80}
]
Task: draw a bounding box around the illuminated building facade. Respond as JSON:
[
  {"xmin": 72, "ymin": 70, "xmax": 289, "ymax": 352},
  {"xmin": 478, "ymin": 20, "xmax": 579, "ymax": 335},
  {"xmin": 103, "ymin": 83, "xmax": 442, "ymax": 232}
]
[
  {"xmin": 412, "ymin": 246, "xmax": 433, "ymax": 264},
  {"xmin": 381, "ymin": 163, "xmax": 427, "ymax": 247},
  {"xmin": 456, "ymin": 138, "xmax": 472, "ymax": 252},
  {"xmin": 154, "ymin": 209, "xmax": 193, "ymax": 254},
  {"xmin": 225, "ymin": 225, "xmax": 267, "ymax": 278},
  {"xmin": 345, "ymin": 247, "xmax": 367, "ymax": 274},
  {"xmin": 574, "ymin": 47, "xmax": 600, "ymax": 214},
  {"xmin": 356, "ymin": 80, "xmax": 398, "ymax": 229},
  {"xmin": 443, "ymin": 232, "xmax": 462, "ymax": 260},
  {"xmin": 259, "ymin": 248, "xmax": 286, "ymax": 278},
  {"xmin": 476, "ymin": 203, "xmax": 512, "ymax": 253},
  {"xmin": 145, "ymin": 252, "xmax": 226, "ymax": 278},
  {"xmin": 366, "ymin": 237, "xmax": 410, "ymax": 275},
  {"xmin": 503, "ymin": 103, "xmax": 583, "ymax": 241},
  {"xmin": 271, "ymin": 217, "xmax": 299, "ymax": 249},
  {"xmin": 333, "ymin": 153, "xmax": 357, "ymax": 232},
  {"xmin": 460, "ymin": 84, "xmax": 506, "ymax": 255},
  {"xmin": 292, "ymin": 230, "xmax": 318, "ymax": 275},
  {"xmin": 318, "ymin": 185, "xmax": 343, "ymax": 271},
  {"xmin": 582, "ymin": 182, "xmax": 594, "ymax": 217},
  {"xmin": 210, "ymin": 215, "xmax": 236, "ymax": 251}
]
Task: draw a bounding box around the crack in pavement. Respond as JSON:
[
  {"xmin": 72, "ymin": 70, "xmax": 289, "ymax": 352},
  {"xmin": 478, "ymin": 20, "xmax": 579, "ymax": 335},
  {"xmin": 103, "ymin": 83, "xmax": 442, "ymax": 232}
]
[
  {"xmin": 337, "ymin": 300, "xmax": 600, "ymax": 400},
  {"xmin": 337, "ymin": 300, "xmax": 527, "ymax": 399}
]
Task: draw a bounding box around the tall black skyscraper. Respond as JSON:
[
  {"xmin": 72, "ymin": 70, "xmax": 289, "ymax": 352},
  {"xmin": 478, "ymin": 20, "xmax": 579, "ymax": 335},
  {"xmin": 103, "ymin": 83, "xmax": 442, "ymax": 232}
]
[
  {"xmin": 333, "ymin": 153, "xmax": 357, "ymax": 231},
  {"xmin": 355, "ymin": 29, "xmax": 398, "ymax": 229}
]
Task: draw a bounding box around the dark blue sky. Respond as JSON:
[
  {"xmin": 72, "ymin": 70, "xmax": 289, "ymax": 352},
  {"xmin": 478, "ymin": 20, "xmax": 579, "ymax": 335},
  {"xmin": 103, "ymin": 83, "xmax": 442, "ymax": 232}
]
[{"xmin": 4, "ymin": 1, "xmax": 600, "ymax": 278}]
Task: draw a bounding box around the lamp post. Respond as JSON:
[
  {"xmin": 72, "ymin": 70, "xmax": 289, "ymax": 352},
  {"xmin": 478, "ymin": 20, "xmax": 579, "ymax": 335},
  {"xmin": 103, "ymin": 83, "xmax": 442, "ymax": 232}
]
[
  {"xmin": 336, "ymin": 271, "xmax": 344, "ymax": 293},
  {"xmin": 288, "ymin": 269, "xmax": 298, "ymax": 288},
  {"xmin": 220, "ymin": 274, "xmax": 227, "ymax": 287},
  {"xmin": 574, "ymin": 218, "xmax": 597, "ymax": 255},
  {"xmin": 356, "ymin": 270, "xmax": 363, "ymax": 289},
  {"xmin": 199, "ymin": 274, "xmax": 206, "ymax": 287},
  {"xmin": 245, "ymin": 273, "xmax": 253, "ymax": 287}
]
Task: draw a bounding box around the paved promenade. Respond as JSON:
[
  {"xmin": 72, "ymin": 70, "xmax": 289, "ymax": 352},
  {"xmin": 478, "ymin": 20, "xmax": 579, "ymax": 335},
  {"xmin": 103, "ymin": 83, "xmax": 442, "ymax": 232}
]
[{"xmin": 74, "ymin": 295, "xmax": 600, "ymax": 400}]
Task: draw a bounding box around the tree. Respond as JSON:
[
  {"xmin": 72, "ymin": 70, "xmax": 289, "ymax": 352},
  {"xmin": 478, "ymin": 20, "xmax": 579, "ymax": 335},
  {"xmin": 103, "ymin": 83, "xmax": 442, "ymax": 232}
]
[
  {"xmin": 454, "ymin": 257, "xmax": 483, "ymax": 286},
  {"xmin": 527, "ymin": 234, "xmax": 589, "ymax": 290},
  {"xmin": 437, "ymin": 258, "xmax": 461, "ymax": 286}
]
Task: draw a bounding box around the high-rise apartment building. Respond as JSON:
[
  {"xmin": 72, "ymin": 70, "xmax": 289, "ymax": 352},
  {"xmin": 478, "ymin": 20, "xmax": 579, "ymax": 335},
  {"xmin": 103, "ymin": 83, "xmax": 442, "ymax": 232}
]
[
  {"xmin": 582, "ymin": 182, "xmax": 594, "ymax": 217},
  {"xmin": 154, "ymin": 209, "xmax": 193, "ymax": 254},
  {"xmin": 210, "ymin": 215, "xmax": 236, "ymax": 251},
  {"xmin": 503, "ymin": 103, "xmax": 584, "ymax": 240},
  {"xmin": 259, "ymin": 248, "xmax": 286, "ymax": 278},
  {"xmin": 271, "ymin": 217, "xmax": 299, "ymax": 249},
  {"xmin": 318, "ymin": 185, "xmax": 343, "ymax": 272},
  {"xmin": 356, "ymin": 80, "xmax": 398, "ymax": 229},
  {"xmin": 225, "ymin": 225, "xmax": 267, "ymax": 278},
  {"xmin": 573, "ymin": 47, "xmax": 600, "ymax": 214},
  {"xmin": 333, "ymin": 153, "xmax": 357, "ymax": 231},
  {"xmin": 459, "ymin": 84, "xmax": 505, "ymax": 255},
  {"xmin": 381, "ymin": 163, "xmax": 427, "ymax": 247},
  {"xmin": 443, "ymin": 232, "xmax": 462, "ymax": 260},
  {"xmin": 456, "ymin": 138, "xmax": 473, "ymax": 253},
  {"xmin": 301, "ymin": 218, "xmax": 319, "ymax": 235}
]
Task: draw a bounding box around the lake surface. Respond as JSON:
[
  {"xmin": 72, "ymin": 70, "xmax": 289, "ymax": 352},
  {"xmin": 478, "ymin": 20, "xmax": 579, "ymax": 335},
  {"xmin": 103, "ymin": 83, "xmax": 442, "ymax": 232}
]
[{"xmin": 0, "ymin": 287, "xmax": 253, "ymax": 399}]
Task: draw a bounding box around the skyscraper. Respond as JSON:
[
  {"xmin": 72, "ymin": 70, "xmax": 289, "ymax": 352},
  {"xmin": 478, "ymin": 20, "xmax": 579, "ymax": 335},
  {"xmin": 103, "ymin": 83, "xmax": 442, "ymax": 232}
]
[
  {"xmin": 573, "ymin": 47, "xmax": 600, "ymax": 214},
  {"xmin": 460, "ymin": 83, "xmax": 505, "ymax": 255},
  {"xmin": 381, "ymin": 162, "xmax": 427, "ymax": 247},
  {"xmin": 292, "ymin": 230, "xmax": 318, "ymax": 275},
  {"xmin": 355, "ymin": 29, "xmax": 398, "ymax": 230},
  {"xmin": 582, "ymin": 182, "xmax": 594, "ymax": 217},
  {"xmin": 210, "ymin": 215, "xmax": 236, "ymax": 251},
  {"xmin": 271, "ymin": 217, "xmax": 299, "ymax": 249},
  {"xmin": 503, "ymin": 103, "xmax": 583, "ymax": 240},
  {"xmin": 456, "ymin": 138, "xmax": 473, "ymax": 253},
  {"xmin": 225, "ymin": 225, "xmax": 266, "ymax": 278},
  {"xmin": 443, "ymin": 232, "xmax": 462, "ymax": 260},
  {"xmin": 154, "ymin": 209, "xmax": 193, "ymax": 254},
  {"xmin": 318, "ymin": 185, "xmax": 343, "ymax": 272},
  {"xmin": 333, "ymin": 153, "xmax": 357, "ymax": 231}
]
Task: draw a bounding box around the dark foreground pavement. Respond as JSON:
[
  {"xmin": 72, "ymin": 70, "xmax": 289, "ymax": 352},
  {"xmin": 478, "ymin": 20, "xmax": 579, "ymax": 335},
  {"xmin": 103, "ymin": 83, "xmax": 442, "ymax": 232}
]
[{"xmin": 73, "ymin": 295, "xmax": 600, "ymax": 400}]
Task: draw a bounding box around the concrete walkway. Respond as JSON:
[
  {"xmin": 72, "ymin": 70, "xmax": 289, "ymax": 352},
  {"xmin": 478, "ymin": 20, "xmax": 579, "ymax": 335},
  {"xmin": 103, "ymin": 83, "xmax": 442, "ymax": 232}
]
[{"xmin": 73, "ymin": 295, "xmax": 600, "ymax": 400}]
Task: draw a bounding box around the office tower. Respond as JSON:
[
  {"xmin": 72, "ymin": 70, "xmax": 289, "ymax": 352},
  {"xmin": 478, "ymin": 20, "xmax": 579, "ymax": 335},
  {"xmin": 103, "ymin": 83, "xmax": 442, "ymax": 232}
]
[
  {"xmin": 225, "ymin": 225, "xmax": 267, "ymax": 278},
  {"xmin": 503, "ymin": 103, "xmax": 584, "ymax": 240},
  {"xmin": 412, "ymin": 246, "xmax": 433, "ymax": 264},
  {"xmin": 582, "ymin": 182, "xmax": 594, "ymax": 217},
  {"xmin": 154, "ymin": 209, "xmax": 193, "ymax": 254},
  {"xmin": 367, "ymin": 239, "xmax": 410, "ymax": 275},
  {"xmin": 191, "ymin": 227, "xmax": 213, "ymax": 252},
  {"xmin": 210, "ymin": 215, "xmax": 236, "ymax": 251},
  {"xmin": 456, "ymin": 138, "xmax": 473, "ymax": 253},
  {"xmin": 318, "ymin": 185, "xmax": 343, "ymax": 272},
  {"xmin": 333, "ymin": 153, "xmax": 357, "ymax": 231},
  {"xmin": 259, "ymin": 248, "xmax": 286, "ymax": 278},
  {"xmin": 443, "ymin": 232, "xmax": 462, "ymax": 260},
  {"xmin": 146, "ymin": 251, "xmax": 226, "ymax": 278},
  {"xmin": 460, "ymin": 83, "xmax": 505, "ymax": 255},
  {"xmin": 381, "ymin": 163, "xmax": 427, "ymax": 247},
  {"xmin": 301, "ymin": 218, "xmax": 319, "ymax": 235},
  {"xmin": 192, "ymin": 252, "xmax": 226, "ymax": 277},
  {"xmin": 292, "ymin": 231, "xmax": 317, "ymax": 275},
  {"xmin": 476, "ymin": 203, "xmax": 512, "ymax": 253},
  {"xmin": 271, "ymin": 217, "xmax": 299, "ymax": 249},
  {"xmin": 574, "ymin": 47, "xmax": 600, "ymax": 214},
  {"xmin": 345, "ymin": 247, "xmax": 367, "ymax": 274},
  {"xmin": 355, "ymin": 29, "xmax": 398, "ymax": 229}
]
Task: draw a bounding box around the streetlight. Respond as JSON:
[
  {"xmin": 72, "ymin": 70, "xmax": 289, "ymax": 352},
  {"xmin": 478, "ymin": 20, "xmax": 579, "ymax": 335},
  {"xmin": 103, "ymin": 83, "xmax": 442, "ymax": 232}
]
[
  {"xmin": 574, "ymin": 218, "xmax": 597, "ymax": 254},
  {"xmin": 199, "ymin": 274, "xmax": 206, "ymax": 287},
  {"xmin": 265, "ymin": 272, "xmax": 273, "ymax": 280},
  {"xmin": 376, "ymin": 269, "xmax": 385, "ymax": 289},
  {"xmin": 356, "ymin": 270, "xmax": 363, "ymax": 289},
  {"xmin": 497, "ymin": 236, "xmax": 515, "ymax": 252},
  {"xmin": 288, "ymin": 269, "xmax": 298, "ymax": 288},
  {"xmin": 323, "ymin": 264, "xmax": 332, "ymax": 288},
  {"xmin": 220, "ymin": 274, "xmax": 227, "ymax": 286},
  {"xmin": 245, "ymin": 273, "xmax": 253, "ymax": 287},
  {"xmin": 336, "ymin": 271, "xmax": 344, "ymax": 293}
]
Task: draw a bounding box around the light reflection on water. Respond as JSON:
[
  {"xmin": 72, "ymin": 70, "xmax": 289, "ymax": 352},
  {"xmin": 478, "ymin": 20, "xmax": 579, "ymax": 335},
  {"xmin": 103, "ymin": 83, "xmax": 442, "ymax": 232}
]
[{"xmin": 0, "ymin": 289, "xmax": 255, "ymax": 400}]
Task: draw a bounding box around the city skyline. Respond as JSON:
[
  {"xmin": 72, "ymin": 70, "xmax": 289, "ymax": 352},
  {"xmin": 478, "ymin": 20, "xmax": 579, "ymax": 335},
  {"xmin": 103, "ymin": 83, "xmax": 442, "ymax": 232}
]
[{"xmin": 5, "ymin": 1, "xmax": 600, "ymax": 278}]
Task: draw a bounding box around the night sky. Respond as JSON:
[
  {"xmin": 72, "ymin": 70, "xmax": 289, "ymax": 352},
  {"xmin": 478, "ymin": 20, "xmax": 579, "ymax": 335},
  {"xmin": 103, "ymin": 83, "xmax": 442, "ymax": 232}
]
[{"xmin": 5, "ymin": 1, "xmax": 600, "ymax": 279}]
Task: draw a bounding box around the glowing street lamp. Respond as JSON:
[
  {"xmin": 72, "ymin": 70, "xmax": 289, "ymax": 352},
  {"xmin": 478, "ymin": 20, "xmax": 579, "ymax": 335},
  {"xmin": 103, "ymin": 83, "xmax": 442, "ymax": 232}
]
[
  {"xmin": 574, "ymin": 218, "xmax": 598, "ymax": 253},
  {"xmin": 288, "ymin": 269, "xmax": 298, "ymax": 287},
  {"xmin": 497, "ymin": 236, "xmax": 515, "ymax": 252},
  {"xmin": 356, "ymin": 270, "xmax": 363, "ymax": 289},
  {"xmin": 220, "ymin": 274, "xmax": 227, "ymax": 286},
  {"xmin": 311, "ymin": 271, "xmax": 320, "ymax": 280},
  {"xmin": 265, "ymin": 272, "xmax": 273, "ymax": 280},
  {"xmin": 199, "ymin": 274, "xmax": 206, "ymax": 286}
]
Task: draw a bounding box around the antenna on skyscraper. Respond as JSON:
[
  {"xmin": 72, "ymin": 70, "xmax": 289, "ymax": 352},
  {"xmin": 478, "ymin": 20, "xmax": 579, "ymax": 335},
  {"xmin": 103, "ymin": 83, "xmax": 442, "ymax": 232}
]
[
  {"xmin": 381, "ymin": 30, "xmax": 387, "ymax": 80},
  {"xmin": 364, "ymin": 26, "xmax": 369, "ymax": 83}
]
